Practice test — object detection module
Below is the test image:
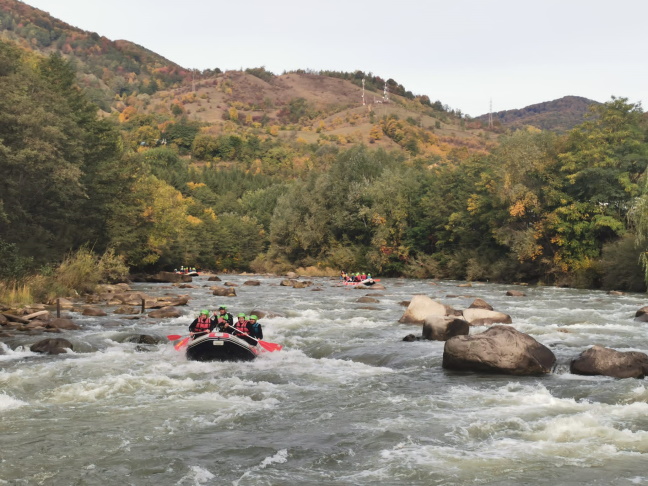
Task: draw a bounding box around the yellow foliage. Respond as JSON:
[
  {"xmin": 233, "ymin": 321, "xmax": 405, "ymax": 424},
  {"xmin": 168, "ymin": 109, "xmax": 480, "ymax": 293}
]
[
  {"xmin": 509, "ymin": 200, "xmax": 527, "ymax": 217},
  {"xmin": 187, "ymin": 182, "xmax": 207, "ymax": 190},
  {"xmin": 203, "ymin": 207, "xmax": 217, "ymax": 221},
  {"xmin": 228, "ymin": 107, "xmax": 239, "ymax": 121},
  {"xmin": 186, "ymin": 215, "xmax": 203, "ymax": 225},
  {"xmin": 268, "ymin": 125, "xmax": 280, "ymax": 136}
]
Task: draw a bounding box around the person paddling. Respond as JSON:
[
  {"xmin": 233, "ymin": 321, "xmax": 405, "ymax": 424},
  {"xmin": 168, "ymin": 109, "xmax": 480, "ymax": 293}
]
[
  {"xmin": 214, "ymin": 305, "xmax": 233, "ymax": 331},
  {"xmin": 247, "ymin": 315, "xmax": 263, "ymax": 340},
  {"xmin": 189, "ymin": 309, "xmax": 214, "ymax": 336}
]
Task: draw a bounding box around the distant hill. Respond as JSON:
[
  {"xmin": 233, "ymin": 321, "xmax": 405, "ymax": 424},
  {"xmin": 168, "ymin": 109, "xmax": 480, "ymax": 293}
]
[
  {"xmin": 0, "ymin": 0, "xmax": 190, "ymax": 109},
  {"xmin": 475, "ymin": 96, "xmax": 599, "ymax": 132},
  {"xmin": 0, "ymin": 0, "xmax": 497, "ymax": 159}
]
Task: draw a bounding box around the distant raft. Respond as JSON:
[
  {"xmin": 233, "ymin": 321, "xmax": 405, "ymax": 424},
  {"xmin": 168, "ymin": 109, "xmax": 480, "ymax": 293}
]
[{"xmin": 185, "ymin": 332, "xmax": 261, "ymax": 362}]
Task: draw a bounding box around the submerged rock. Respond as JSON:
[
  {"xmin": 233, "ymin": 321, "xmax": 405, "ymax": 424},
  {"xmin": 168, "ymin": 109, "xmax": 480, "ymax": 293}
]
[{"xmin": 30, "ymin": 338, "xmax": 73, "ymax": 355}]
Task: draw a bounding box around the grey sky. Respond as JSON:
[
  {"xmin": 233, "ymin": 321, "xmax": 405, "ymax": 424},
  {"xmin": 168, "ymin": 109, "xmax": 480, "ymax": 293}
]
[{"xmin": 22, "ymin": 0, "xmax": 648, "ymax": 117}]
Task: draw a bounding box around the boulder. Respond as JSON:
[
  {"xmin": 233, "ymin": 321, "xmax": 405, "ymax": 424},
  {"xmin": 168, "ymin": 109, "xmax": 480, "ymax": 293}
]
[
  {"xmin": 212, "ymin": 286, "xmax": 237, "ymax": 297},
  {"xmin": 82, "ymin": 307, "xmax": 107, "ymax": 317},
  {"xmin": 570, "ymin": 345, "xmax": 648, "ymax": 379},
  {"xmin": 402, "ymin": 334, "xmax": 419, "ymax": 342},
  {"xmin": 634, "ymin": 306, "xmax": 648, "ymax": 322},
  {"xmin": 506, "ymin": 290, "xmax": 526, "ymax": 297},
  {"xmin": 462, "ymin": 308, "xmax": 512, "ymax": 326},
  {"xmin": 224, "ymin": 282, "xmax": 238, "ymax": 287},
  {"xmin": 207, "ymin": 276, "xmax": 222, "ymax": 281},
  {"xmin": 468, "ymin": 298, "xmax": 493, "ymax": 311},
  {"xmin": 286, "ymin": 271, "xmax": 299, "ymax": 279},
  {"xmin": 30, "ymin": 338, "xmax": 73, "ymax": 355},
  {"xmin": 147, "ymin": 307, "xmax": 182, "ymax": 319},
  {"xmin": 244, "ymin": 280, "xmax": 261, "ymax": 286},
  {"xmin": 422, "ymin": 316, "xmax": 470, "ymax": 341},
  {"xmin": 398, "ymin": 295, "xmax": 449, "ymax": 324},
  {"xmin": 0, "ymin": 314, "xmax": 7, "ymax": 326},
  {"xmin": 356, "ymin": 297, "xmax": 379, "ymax": 303},
  {"xmin": 46, "ymin": 318, "xmax": 81, "ymax": 330},
  {"xmin": 147, "ymin": 295, "xmax": 190, "ymax": 308},
  {"xmin": 443, "ymin": 326, "xmax": 555, "ymax": 375}
]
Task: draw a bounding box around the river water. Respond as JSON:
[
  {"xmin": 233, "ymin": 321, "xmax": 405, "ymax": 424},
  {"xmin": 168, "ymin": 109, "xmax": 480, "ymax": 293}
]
[{"xmin": 1, "ymin": 276, "xmax": 647, "ymax": 485}]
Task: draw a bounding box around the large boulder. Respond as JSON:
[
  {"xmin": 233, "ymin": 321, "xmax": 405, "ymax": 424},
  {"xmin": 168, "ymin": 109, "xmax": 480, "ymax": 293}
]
[
  {"xmin": 244, "ymin": 280, "xmax": 261, "ymax": 286},
  {"xmin": 461, "ymin": 308, "xmax": 512, "ymax": 326},
  {"xmin": 399, "ymin": 295, "xmax": 449, "ymax": 324},
  {"xmin": 570, "ymin": 345, "xmax": 648, "ymax": 379},
  {"xmin": 422, "ymin": 316, "xmax": 470, "ymax": 341},
  {"xmin": 30, "ymin": 338, "xmax": 73, "ymax": 355},
  {"xmin": 442, "ymin": 325, "xmax": 555, "ymax": 375}
]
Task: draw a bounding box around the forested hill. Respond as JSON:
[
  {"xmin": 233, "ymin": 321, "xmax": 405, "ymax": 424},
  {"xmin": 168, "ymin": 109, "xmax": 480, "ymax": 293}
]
[
  {"xmin": 3, "ymin": 0, "xmax": 648, "ymax": 300},
  {"xmin": 475, "ymin": 96, "xmax": 599, "ymax": 132},
  {"xmin": 0, "ymin": 0, "xmax": 191, "ymax": 109}
]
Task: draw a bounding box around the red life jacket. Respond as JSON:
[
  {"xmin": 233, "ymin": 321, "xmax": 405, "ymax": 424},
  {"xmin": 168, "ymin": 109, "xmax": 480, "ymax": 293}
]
[
  {"xmin": 234, "ymin": 319, "xmax": 248, "ymax": 334},
  {"xmin": 195, "ymin": 315, "xmax": 212, "ymax": 332}
]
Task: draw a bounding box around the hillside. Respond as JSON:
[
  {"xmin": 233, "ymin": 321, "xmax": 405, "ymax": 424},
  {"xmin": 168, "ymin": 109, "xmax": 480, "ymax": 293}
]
[
  {"xmin": 0, "ymin": 0, "xmax": 495, "ymax": 160},
  {"xmin": 0, "ymin": 0, "xmax": 191, "ymax": 109},
  {"xmin": 475, "ymin": 95, "xmax": 598, "ymax": 132}
]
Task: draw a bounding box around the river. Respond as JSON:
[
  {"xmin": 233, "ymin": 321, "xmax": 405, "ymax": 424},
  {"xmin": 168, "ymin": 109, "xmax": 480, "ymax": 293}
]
[{"xmin": 1, "ymin": 276, "xmax": 647, "ymax": 485}]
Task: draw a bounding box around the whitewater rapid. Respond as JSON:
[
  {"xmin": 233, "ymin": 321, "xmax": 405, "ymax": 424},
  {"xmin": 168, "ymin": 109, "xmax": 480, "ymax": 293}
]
[{"xmin": 1, "ymin": 277, "xmax": 647, "ymax": 485}]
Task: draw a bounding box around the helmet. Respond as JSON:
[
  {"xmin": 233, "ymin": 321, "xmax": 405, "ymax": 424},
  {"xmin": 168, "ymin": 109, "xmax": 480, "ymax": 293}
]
[
  {"xmin": 219, "ymin": 305, "xmax": 227, "ymax": 310},
  {"xmin": 249, "ymin": 315, "xmax": 258, "ymax": 320},
  {"xmin": 237, "ymin": 313, "xmax": 246, "ymax": 318},
  {"xmin": 200, "ymin": 309, "xmax": 209, "ymax": 315}
]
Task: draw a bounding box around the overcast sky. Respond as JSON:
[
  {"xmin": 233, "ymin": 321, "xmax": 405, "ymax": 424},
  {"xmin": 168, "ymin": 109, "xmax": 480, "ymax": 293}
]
[{"xmin": 22, "ymin": 0, "xmax": 648, "ymax": 117}]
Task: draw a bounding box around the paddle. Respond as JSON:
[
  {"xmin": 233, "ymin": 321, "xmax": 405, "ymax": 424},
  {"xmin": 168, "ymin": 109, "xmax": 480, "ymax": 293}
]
[{"xmin": 222, "ymin": 324, "xmax": 283, "ymax": 352}]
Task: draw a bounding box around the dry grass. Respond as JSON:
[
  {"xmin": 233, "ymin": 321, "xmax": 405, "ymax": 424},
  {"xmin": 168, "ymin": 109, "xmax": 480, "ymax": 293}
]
[{"xmin": 0, "ymin": 281, "xmax": 34, "ymax": 306}]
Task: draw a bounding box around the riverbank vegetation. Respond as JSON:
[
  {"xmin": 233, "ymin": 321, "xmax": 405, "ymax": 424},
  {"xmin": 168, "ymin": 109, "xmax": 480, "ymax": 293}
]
[{"xmin": 2, "ymin": 38, "xmax": 648, "ymax": 303}]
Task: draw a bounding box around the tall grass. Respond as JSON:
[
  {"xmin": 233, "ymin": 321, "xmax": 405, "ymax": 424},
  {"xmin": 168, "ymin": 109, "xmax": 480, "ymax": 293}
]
[
  {"xmin": 0, "ymin": 248, "xmax": 129, "ymax": 306},
  {"xmin": 0, "ymin": 281, "xmax": 34, "ymax": 306}
]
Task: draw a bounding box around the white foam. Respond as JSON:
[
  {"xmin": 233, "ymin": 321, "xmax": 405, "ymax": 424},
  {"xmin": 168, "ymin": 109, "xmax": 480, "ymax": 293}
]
[
  {"xmin": 0, "ymin": 392, "xmax": 28, "ymax": 411},
  {"xmin": 175, "ymin": 465, "xmax": 214, "ymax": 485}
]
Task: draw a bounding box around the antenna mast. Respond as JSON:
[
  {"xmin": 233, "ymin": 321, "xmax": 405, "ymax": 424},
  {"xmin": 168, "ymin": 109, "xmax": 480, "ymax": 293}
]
[
  {"xmin": 488, "ymin": 99, "xmax": 493, "ymax": 129},
  {"xmin": 362, "ymin": 78, "xmax": 365, "ymax": 106}
]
